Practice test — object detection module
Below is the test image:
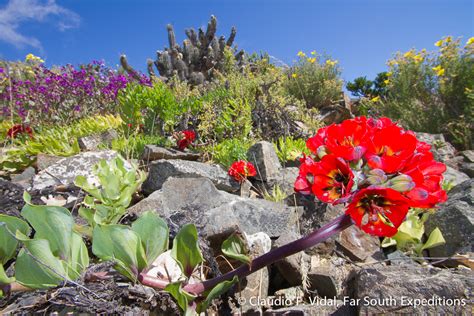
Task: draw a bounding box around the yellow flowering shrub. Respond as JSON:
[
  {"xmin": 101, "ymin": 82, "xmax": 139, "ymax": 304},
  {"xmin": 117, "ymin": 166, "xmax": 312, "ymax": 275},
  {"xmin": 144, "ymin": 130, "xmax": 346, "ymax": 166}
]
[
  {"xmin": 376, "ymin": 37, "xmax": 473, "ymax": 149},
  {"xmin": 285, "ymin": 51, "xmax": 343, "ymax": 109}
]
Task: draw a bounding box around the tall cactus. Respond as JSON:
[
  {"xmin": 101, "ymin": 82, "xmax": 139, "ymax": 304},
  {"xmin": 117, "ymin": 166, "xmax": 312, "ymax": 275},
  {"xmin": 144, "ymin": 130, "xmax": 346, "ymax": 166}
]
[{"xmin": 120, "ymin": 15, "xmax": 245, "ymax": 85}]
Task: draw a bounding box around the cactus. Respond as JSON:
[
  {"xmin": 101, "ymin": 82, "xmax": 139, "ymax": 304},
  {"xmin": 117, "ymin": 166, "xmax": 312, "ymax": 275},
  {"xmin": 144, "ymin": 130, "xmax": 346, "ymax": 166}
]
[{"xmin": 121, "ymin": 15, "xmax": 245, "ymax": 85}]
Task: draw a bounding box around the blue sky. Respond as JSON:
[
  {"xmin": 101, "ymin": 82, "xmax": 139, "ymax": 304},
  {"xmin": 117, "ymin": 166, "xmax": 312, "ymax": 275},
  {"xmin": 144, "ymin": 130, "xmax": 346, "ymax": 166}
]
[{"xmin": 0, "ymin": 0, "xmax": 472, "ymax": 83}]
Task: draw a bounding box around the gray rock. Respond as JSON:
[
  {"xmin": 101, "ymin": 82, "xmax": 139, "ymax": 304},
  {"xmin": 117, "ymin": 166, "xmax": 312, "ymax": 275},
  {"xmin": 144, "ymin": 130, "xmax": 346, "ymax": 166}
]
[
  {"xmin": 425, "ymin": 179, "xmax": 473, "ymax": 257},
  {"xmin": 31, "ymin": 150, "xmax": 122, "ymax": 190},
  {"xmin": 10, "ymin": 167, "xmax": 36, "ymax": 188},
  {"xmin": 461, "ymin": 150, "xmax": 474, "ymax": 163},
  {"xmin": 36, "ymin": 153, "xmax": 63, "ymax": 171},
  {"xmin": 415, "ymin": 132, "xmax": 457, "ymax": 164},
  {"xmin": 336, "ymin": 225, "xmax": 381, "ymax": 262},
  {"xmin": 308, "ymin": 255, "xmax": 354, "ymax": 298},
  {"xmin": 269, "ymin": 167, "xmax": 299, "ymax": 197},
  {"xmin": 354, "ymin": 265, "xmax": 472, "ymax": 314},
  {"xmin": 141, "ymin": 159, "xmax": 240, "ymax": 195},
  {"xmin": 0, "ymin": 178, "xmax": 24, "ymax": 217},
  {"xmin": 444, "ymin": 166, "xmax": 470, "ymax": 187},
  {"xmin": 274, "ymin": 287, "xmax": 305, "ymax": 307},
  {"xmin": 386, "ymin": 250, "xmax": 415, "ymax": 266},
  {"xmin": 129, "ymin": 177, "xmax": 298, "ymax": 239},
  {"xmin": 272, "ymin": 230, "xmax": 310, "ymax": 286},
  {"xmin": 263, "ymin": 302, "xmax": 354, "ymax": 316},
  {"xmin": 141, "ymin": 145, "xmax": 200, "ymax": 162},
  {"xmin": 248, "ymin": 141, "xmax": 282, "ymax": 182},
  {"xmin": 78, "ymin": 129, "xmax": 118, "ymax": 151},
  {"xmin": 460, "ymin": 162, "xmax": 474, "ymax": 177}
]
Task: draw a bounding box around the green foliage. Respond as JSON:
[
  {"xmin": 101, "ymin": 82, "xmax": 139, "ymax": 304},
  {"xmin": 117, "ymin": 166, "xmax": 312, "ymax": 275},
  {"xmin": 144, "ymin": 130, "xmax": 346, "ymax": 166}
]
[
  {"xmin": 262, "ymin": 185, "xmax": 287, "ymax": 203},
  {"xmin": 110, "ymin": 134, "xmax": 171, "ymax": 160},
  {"xmin": 0, "ymin": 192, "xmax": 89, "ymax": 291},
  {"xmin": 273, "ymin": 136, "xmax": 309, "ymax": 163},
  {"xmin": 171, "ymin": 224, "xmax": 203, "ymax": 278},
  {"xmin": 207, "ymin": 138, "xmax": 254, "ymax": 168},
  {"xmin": 74, "ymin": 156, "xmax": 145, "ymax": 227},
  {"xmin": 382, "ymin": 209, "xmax": 446, "ymax": 258},
  {"xmin": 221, "ymin": 233, "xmax": 251, "ymax": 265},
  {"xmin": 0, "ymin": 114, "xmax": 122, "ymax": 174},
  {"xmin": 197, "ymin": 276, "xmax": 238, "ymax": 314},
  {"xmin": 131, "ymin": 211, "xmax": 169, "ymax": 264},
  {"xmin": 346, "ymin": 72, "xmax": 388, "ymax": 98},
  {"xmin": 285, "ymin": 52, "xmax": 343, "ymax": 109},
  {"xmin": 370, "ymin": 38, "xmax": 474, "ymax": 149}
]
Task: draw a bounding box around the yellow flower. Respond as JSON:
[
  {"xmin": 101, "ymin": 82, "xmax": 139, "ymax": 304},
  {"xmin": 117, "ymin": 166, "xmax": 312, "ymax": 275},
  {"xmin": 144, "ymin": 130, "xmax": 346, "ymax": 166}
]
[
  {"xmin": 413, "ymin": 54, "xmax": 424, "ymax": 63},
  {"xmin": 292, "ymin": 73, "xmax": 298, "ymax": 78},
  {"xmin": 445, "ymin": 36, "xmax": 452, "ymax": 43},
  {"xmin": 466, "ymin": 37, "xmax": 474, "ymax": 45},
  {"xmin": 383, "ymin": 79, "xmax": 390, "ymax": 85},
  {"xmin": 432, "ymin": 65, "xmax": 445, "ymax": 76},
  {"xmin": 25, "ymin": 53, "xmax": 34, "ymax": 61},
  {"xmin": 297, "ymin": 51, "xmax": 306, "ymax": 57},
  {"xmin": 311, "ymin": 50, "xmax": 317, "ymax": 55},
  {"xmin": 25, "ymin": 53, "xmax": 44, "ymax": 63},
  {"xmin": 370, "ymin": 96, "xmax": 381, "ymax": 102},
  {"xmin": 326, "ymin": 59, "xmax": 338, "ymax": 66},
  {"xmin": 434, "ymin": 39, "xmax": 443, "ymax": 47},
  {"xmin": 307, "ymin": 57, "xmax": 316, "ymax": 64},
  {"xmin": 403, "ymin": 51, "xmax": 415, "ymax": 58},
  {"xmin": 387, "ymin": 60, "xmax": 398, "ymax": 67},
  {"xmin": 386, "ymin": 72, "xmax": 393, "ymax": 77}
]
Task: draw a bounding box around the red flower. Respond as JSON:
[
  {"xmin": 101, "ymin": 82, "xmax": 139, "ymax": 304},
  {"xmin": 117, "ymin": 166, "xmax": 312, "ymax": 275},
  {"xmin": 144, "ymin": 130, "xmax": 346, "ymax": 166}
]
[
  {"xmin": 306, "ymin": 126, "xmax": 329, "ymax": 158},
  {"xmin": 346, "ymin": 187, "xmax": 411, "ymax": 237},
  {"xmin": 177, "ymin": 130, "xmax": 196, "ymax": 150},
  {"xmin": 324, "ymin": 118, "xmax": 369, "ymax": 161},
  {"xmin": 402, "ymin": 151, "xmax": 447, "ymax": 208},
  {"xmin": 365, "ymin": 124, "xmax": 417, "ymax": 173},
  {"xmin": 296, "ymin": 154, "xmax": 354, "ymax": 203},
  {"xmin": 7, "ymin": 124, "xmax": 33, "ymax": 139},
  {"xmin": 228, "ymin": 160, "xmax": 257, "ymax": 182}
]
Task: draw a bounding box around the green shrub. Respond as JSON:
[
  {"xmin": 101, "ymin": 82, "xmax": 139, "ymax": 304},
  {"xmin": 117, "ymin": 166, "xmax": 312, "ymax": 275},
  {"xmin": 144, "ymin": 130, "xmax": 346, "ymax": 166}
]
[
  {"xmin": 366, "ymin": 37, "xmax": 474, "ymax": 149},
  {"xmin": 110, "ymin": 134, "xmax": 171, "ymax": 160},
  {"xmin": 285, "ymin": 51, "xmax": 343, "ymax": 109},
  {"xmin": 273, "ymin": 136, "xmax": 309, "ymax": 164},
  {"xmin": 205, "ymin": 138, "xmax": 255, "ymax": 169}
]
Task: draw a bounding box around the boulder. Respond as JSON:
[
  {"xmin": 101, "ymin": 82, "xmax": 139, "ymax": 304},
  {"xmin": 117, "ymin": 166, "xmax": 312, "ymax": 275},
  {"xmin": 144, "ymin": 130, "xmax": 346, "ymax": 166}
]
[
  {"xmin": 336, "ymin": 225, "xmax": 381, "ymax": 262},
  {"xmin": 425, "ymin": 179, "xmax": 473, "ymax": 257},
  {"xmin": 307, "ymin": 255, "xmax": 354, "ymax": 298},
  {"xmin": 0, "ymin": 178, "xmax": 24, "ymax": 217},
  {"xmin": 142, "ymin": 145, "xmax": 200, "ymax": 162},
  {"xmin": 461, "ymin": 150, "xmax": 474, "ymax": 163},
  {"xmin": 77, "ymin": 129, "xmax": 118, "ymax": 151},
  {"xmin": 31, "ymin": 150, "xmax": 123, "ymax": 190},
  {"xmin": 141, "ymin": 159, "xmax": 240, "ymax": 195},
  {"xmin": 353, "ymin": 265, "xmax": 472, "ymax": 314},
  {"xmin": 443, "ymin": 166, "xmax": 470, "ymax": 187},
  {"xmin": 247, "ymin": 141, "xmax": 282, "ymax": 182},
  {"xmin": 415, "ymin": 132, "xmax": 457, "ymax": 163},
  {"xmin": 263, "ymin": 302, "xmax": 354, "ymax": 316},
  {"xmin": 10, "ymin": 166, "xmax": 36, "ymax": 188},
  {"xmin": 35, "ymin": 153, "xmax": 63, "ymax": 171},
  {"xmin": 129, "ymin": 177, "xmax": 298, "ymax": 240}
]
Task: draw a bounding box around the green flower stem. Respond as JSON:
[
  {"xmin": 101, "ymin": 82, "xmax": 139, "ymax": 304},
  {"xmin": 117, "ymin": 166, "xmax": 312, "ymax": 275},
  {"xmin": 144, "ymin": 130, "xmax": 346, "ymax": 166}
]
[{"xmin": 139, "ymin": 213, "xmax": 353, "ymax": 295}]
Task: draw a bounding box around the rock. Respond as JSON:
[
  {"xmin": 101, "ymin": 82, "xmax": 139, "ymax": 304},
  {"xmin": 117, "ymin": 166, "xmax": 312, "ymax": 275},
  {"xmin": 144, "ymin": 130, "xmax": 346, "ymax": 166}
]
[
  {"xmin": 460, "ymin": 162, "xmax": 474, "ymax": 177},
  {"xmin": 31, "ymin": 150, "xmax": 123, "ymax": 190},
  {"xmin": 336, "ymin": 225, "xmax": 381, "ymax": 262},
  {"xmin": 129, "ymin": 177, "xmax": 298, "ymax": 240},
  {"xmin": 274, "ymin": 287, "xmax": 305, "ymax": 307},
  {"xmin": 142, "ymin": 145, "xmax": 200, "ymax": 162},
  {"xmin": 415, "ymin": 132, "xmax": 458, "ymax": 166},
  {"xmin": 78, "ymin": 129, "xmax": 118, "ymax": 151},
  {"xmin": 272, "ymin": 230, "xmax": 310, "ymax": 286},
  {"xmin": 237, "ymin": 232, "xmax": 271, "ymax": 314},
  {"xmin": 318, "ymin": 104, "xmax": 353, "ymax": 125},
  {"xmin": 0, "ymin": 178, "xmax": 24, "ymax": 217},
  {"xmin": 141, "ymin": 159, "xmax": 240, "ymax": 195},
  {"xmin": 307, "ymin": 255, "xmax": 353, "ymax": 298},
  {"xmin": 444, "ymin": 166, "xmax": 470, "ymax": 187},
  {"xmin": 425, "ymin": 179, "xmax": 473, "ymax": 257},
  {"xmin": 461, "ymin": 150, "xmax": 474, "ymax": 163},
  {"xmin": 353, "ymin": 265, "xmax": 472, "ymax": 314},
  {"xmin": 146, "ymin": 250, "xmax": 182, "ymax": 283},
  {"xmin": 270, "ymin": 167, "xmax": 299, "ymax": 197},
  {"xmin": 263, "ymin": 302, "xmax": 354, "ymax": 316},
  {"xmin": 10, "ymin": 167, "xmax": 36, "ymax": 188},
  {"xmin": 35, "ymin": 153, "xmax": 63, "ymax": 171},
  {"xmin": 386, "ymin": 250, "xmax": 415, "ymax": 266},
  {"xmin": 247, "ymin": 141, "xmax": 282, "ymax": 182}
]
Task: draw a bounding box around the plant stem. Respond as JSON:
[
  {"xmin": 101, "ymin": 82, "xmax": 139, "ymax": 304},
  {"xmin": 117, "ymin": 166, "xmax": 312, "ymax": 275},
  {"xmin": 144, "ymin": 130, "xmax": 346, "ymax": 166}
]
[{"xmin": 139, "ymin": 213, "xmax": 353, "ymax": 295}]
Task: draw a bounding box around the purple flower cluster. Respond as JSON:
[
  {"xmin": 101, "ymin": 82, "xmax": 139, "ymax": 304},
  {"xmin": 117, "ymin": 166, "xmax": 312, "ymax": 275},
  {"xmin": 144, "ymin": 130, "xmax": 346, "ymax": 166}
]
[{"xmin": 0, "ymin": 61, "xmax": 150, "ymax": 124}]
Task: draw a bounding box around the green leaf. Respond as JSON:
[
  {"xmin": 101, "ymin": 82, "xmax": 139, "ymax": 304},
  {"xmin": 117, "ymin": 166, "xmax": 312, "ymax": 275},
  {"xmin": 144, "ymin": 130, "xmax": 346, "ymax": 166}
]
[
  {"xmin": 171, "ymin": 224, "xmax": 203, "ymax": 278},
  {"xmin": 131, "ymin": 211, "xmax": 169, "ymax": 265},
  {"xmin": 78, "ymin": 206, "xmax": 95, "ymax": 227},
  {"xmin": 66, "ymin": 232, "xmax": 89, "ymax": 280},
  {"xmin": 0, "ymin": 215, "xmax": 30, "ymax": 264},
  {"xmin": 197, "ymin": 276, "xmax": 238, "ymax": 313},
  {"xmin": 15, "ymin": 231, "xmax": 66, "ymax": 289},
  {"xmin": 92, "ymin": 224, "xmax": 147, "ymax": 282},
  {"xmin": 21, "ymin": 192, "xmax": 73, "ymax": 260},
  {"xmin": 221, "ymin": 233, "xmax": 251, "ymax": 264},
  {"xmin": 164, "ymin": 282, "xmax": 196, "ymax": 313},
  {"xmin": 421, "ymin": 227, "xmax": 446, "ymax": 251},
  {"xmin": 0, "ymin": 264, "xmax": 14, "ymax": 285}
]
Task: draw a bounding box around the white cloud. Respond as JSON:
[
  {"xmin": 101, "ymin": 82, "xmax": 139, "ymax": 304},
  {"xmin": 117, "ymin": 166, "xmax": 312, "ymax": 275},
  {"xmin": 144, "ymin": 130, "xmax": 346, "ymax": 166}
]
[{"xmin": 0, "ymin": 0, "xmax": 80, "ymax": 50}]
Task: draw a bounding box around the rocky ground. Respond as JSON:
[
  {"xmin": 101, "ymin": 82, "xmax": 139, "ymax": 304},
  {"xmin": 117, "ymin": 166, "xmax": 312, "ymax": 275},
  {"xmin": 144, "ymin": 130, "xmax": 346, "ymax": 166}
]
[{"xmin": 0, "ymin": 132, "xmax": 473, "ymax": 315}]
